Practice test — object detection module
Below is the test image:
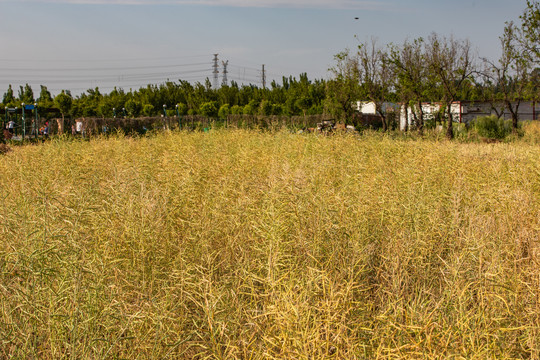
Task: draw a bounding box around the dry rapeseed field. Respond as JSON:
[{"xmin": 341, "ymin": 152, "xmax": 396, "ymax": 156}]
[{"xmin": 0, "ymin": 130, "xmax": 539, "ymax": 359}]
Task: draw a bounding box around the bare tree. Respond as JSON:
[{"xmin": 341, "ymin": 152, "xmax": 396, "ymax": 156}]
[
  {"xmin": 426, "ymin": 33, "xmax": 476, "ymax": 139},
  {"xmin": 481, "ymin": 22, "xmax": 532, "ymax": 131},
  {"xmin": 357, "ymin": 38, "xmax": 395, "ymax": 132},
  {"xmin": 389, "ymin": 38, "xmax": 433, "ymax": 133}
]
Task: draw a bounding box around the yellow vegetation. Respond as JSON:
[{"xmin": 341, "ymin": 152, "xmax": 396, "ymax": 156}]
[{"xmin": 0, "ymin": 130, "xmax": 539, "ymax": 359}]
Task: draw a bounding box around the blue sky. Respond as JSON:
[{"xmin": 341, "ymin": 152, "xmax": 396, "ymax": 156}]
[{"xmin": 0, "ymin": 0, "xmax": 525, "ymax": 96}]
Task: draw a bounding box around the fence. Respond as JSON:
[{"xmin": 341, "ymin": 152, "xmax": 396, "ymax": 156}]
[
  {"xmin": 2, "ymin": 113, "xmax": 386, "ymax": 140},
  {"xmin": 53, "ymin": 114, "xmax": 344, "ymax": 136}
]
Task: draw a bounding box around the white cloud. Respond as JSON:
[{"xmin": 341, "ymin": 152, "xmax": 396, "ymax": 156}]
[{"xmin": 8, "ymin": 0, "xmax": 388, "ymax": 10}]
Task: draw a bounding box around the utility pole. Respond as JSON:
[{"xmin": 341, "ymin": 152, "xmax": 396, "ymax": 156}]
[
  {"xmin": 222, "ymin": 60, "xmax": 229, "ymax": 87},
  {"xmin": 21, "ymin": 104, "xmax": 26, "ymax": 140},
  {"xmin": 212, "ymin": 54, "xmax": 219, "ymax": 89},
  {"xmin": 262, "ymin": 64, "xmax": 266, "ymax": 89}
]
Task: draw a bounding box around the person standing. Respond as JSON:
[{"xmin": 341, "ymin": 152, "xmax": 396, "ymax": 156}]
[
  {"xmin": 43, "ymin": 122, "xmax": 49, "ymax": 137},
  {"xmin": 7, "ymin": 120, "xmax": 15, "ymax": 134}
]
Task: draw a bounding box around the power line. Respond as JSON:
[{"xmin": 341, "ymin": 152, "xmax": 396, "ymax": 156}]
[
  {"xmin": 228, "ymin": 64, "xmax": 261, "ymax": 72},
  {"xmin": 0, "ymin": 69, "xmax": 212, "ymax": 83},
  {"xmin": 47, "ymin": 74, "xmax": 209, "ymax": 93},
  {"xmin": 0, "ymin": 54, "xmax": 292, "ymax": 94},
  {"xmin": 0, "ymin": 54, "xmax": 211, "ymax": 63},
  {"xmin": 0, "ymin": 62, "xmax": 211, "ymax": 72}
]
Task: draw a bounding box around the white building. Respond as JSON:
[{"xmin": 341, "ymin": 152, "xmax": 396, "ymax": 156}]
[
  {"xmin": 355, "ymin": 101, "xmax": 400, "ymax": 115},
  {"xmin": 357, "ymin": 100, "xmax": 540, "ymax": 131},
  {"xmin": 460, "ymin": 101, "xmax": 540, "ymax": 123},
  {"xmin": 400, "ymin": 102, "xmax": 461, "ymax": 131}
]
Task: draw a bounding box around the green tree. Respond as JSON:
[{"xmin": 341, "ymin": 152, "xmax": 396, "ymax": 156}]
[
  {"xmin": 217, "ymin": 84, "xmax": 239, "ymax": 107},
  {"xmin": 2, "ymin": 85, "xmax": 15, "ymax": 107},
  {"xmin": 54, "ymin": 90, "xmax": 73, "ymax": 134},
  {"xmin": 176, "ymin": 103, "xmax": 188, "ymax": 116},
  {"xmin": 268, "ymin": 80, "xmax": 287, "ymax": 105},
  {"xmin": 37, "ymin": 85, "xmax": 54, "ymax": 109},
  {"xmin": 243, "ymin": 100, "xmax": 258, "ymax": 115},
  {"xmin": 230, "ymin": 105, "xmax": 243, "ymax": 115},
  {"xmin": 18, "ymin": 84, "xmax": 34, "ymax": 105},
  {"xmin": 142, "ymin": 104, "xmax": 154, "ymax": 117},
  {"xmin": 199, "ymin": 101, "xmax": 218, "ymax": 118},
  {"xmin": 520, "ymin": 0, "xmax": 540, "ymax": 61},
  {"xmin": 107, "ymin": 87, "xmax": 128, "ymax": 113},
  {"xmin": 74, "ymin": 87, "xmax": 102, "ymax": 117},
  {"xmin": 326, "ymin": 50, "xmax": 361, "ymax": 123},
  {"xmin": 284, "ymin": 96, "xmax": 299, "ymax": 116},
  {"xmin": 295, "ymin": 96, "xmax": 311, "ymax": 117},
  {"xmin": 259, "ymin": 100, "xmax": 273, "ymax": 116},
  {"xmin": 125, "ymin": 98, "xmax": 142, "ymax": 117},
  {"xmin": 218, "ymin": 104, "xmax": 230, "ymax": 119},
  {"xmin": 98, "ymin": 102, "xmax": 113, "ymax": 118},
  {"xmin": 272, "ymin": 104, "xmax": 284, "ymax": 115}
]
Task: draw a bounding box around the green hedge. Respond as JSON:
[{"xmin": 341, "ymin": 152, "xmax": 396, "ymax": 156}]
[{"xmin": 472, "ymin": 115, "xmax": 513, "ymax": 139}]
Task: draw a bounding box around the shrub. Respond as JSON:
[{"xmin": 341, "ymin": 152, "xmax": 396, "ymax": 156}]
[
  {"xmin": 142, "ymin": 104, "xmax": 154, "ymax": 117},
  {"xmin": 272, "ymin": 104, "xmax": 284, "ymax": 115},
  {"xmin": 176, "ymin": 103, "xmax": 188, "ymax": 116},
  {"xmin": 259, "ymin": 100, "xmax": 272, "ymax": 116},
  {"xmin": 471, "ymin": 115, "xmax": 513, "ymax": 139},
  {"xmin": 230, "ymin": 105, "xmax": 243, "ymax": 115},
  {"xmin": 125, "ymin": 99, "xmax": 142, "ymax": 117},
  {"xmin": 218, "ymin": 104, "xmax": 230, "ymax": 119},
  {"xmin": 243, "ymin": 103, "xmax": 255, "ymax": 115},
  {"xmin": 424, "ymin": 114, "xmax": 437, "ymax": 129},
  {"xmin": 199, "ymin": 101, "xmax": 219, "ymax": 118}
]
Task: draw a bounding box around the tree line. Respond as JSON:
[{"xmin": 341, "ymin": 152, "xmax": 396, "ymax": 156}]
[
  {"xmin": 2, "ymin": 1, "xmax": 539, "ymax": 139},
  {"xmin": 326, "ymin": 0, "xmax": 540, "ymax": 138},
  {"xmin": 1, "ymin": 75, "xmax": 326, "ymax": 125}
]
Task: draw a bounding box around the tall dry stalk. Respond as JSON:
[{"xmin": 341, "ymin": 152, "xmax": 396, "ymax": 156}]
[{"xmin": 0, "ymin": 130, "xmax": 538, "ymax": 359}]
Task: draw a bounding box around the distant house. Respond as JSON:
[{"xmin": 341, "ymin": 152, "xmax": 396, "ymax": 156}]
[
  {"xmin": 355, "ymin": 101, "xmax": 400, "ymax": 115},
  {"xmin": 399, "ymin": 102, "xmax": 461, "ymax": 131},
  {"xmin": 357, "ymin": 100, "xmax": 540, "ymax": 131},
  {"xmin": 459, "ymin": 101, "xmax": 540, "ymax": 123}
]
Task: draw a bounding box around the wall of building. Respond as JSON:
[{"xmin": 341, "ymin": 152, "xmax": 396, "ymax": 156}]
[
  {"xmin": 398, "ymin": 101, "xmax": 539, "ymax": 130},
  {"xmin": 463, "ymin": 101, "xmax": 540, "ymax": 122},
  {"xmin": 399, "ymin": 102, "xmax": 461, "ymax": 131}
]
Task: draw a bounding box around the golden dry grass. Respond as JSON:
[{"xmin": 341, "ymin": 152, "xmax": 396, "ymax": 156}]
[
  {"xmin": 0, "ymin": 130, "xmax": 539, "ymax": 359},
  {"xmin": 523, "ymin": 121, "xmax": 540, "ymax": 144}
]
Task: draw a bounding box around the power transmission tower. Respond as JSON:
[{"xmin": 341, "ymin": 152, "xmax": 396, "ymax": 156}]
[
  {"xmin": 262, "ymin": 64, "xmax": 266, "ymax": 89},
  {"xmin": 212, "ymin": 54, "xmax": 219, "ymax": 89},
  {"xmin": 222, "ymin": 60, "xmax": 229, "ymax": 86}
]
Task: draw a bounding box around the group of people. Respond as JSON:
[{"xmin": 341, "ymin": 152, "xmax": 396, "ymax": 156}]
[
  {"xmin": 1, "ymin": 119, "xmax": 108, "ymax": 140},
  {"xmin": 2, "ymin": 120, "xmax": 49, "ymax": 140},
  {"xmin": 39, "ymin": 122, "xmax": 49, "ymax": 136}
]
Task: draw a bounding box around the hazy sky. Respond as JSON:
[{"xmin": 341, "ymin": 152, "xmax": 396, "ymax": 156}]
[{"xmin": 0, "ymin": 0, "xmax": 525, "ymax": 96}]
